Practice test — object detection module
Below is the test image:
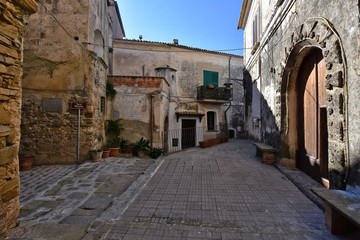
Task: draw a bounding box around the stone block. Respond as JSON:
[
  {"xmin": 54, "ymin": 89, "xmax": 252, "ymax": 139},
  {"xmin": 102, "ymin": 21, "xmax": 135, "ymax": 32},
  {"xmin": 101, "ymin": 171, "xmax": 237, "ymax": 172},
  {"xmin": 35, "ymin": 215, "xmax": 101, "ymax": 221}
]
[
  {"xmin": 263, "ymin": 152, "xmax": 276, "ymax": 164},
  {"xmin": 2, "ymin": 186, "xmax": 19, "ymax": 202},
  {"xmin": 326, "ymin": 71, "xmax": 343, "ymax": 89},
  {"xmin": 0, "ymin": 145, "xmax": 17, "ymax": 165},
  {"xmin": 0, "ymin": 44, "xmax": 18, "ymax": 59},
  {"xmin": 325, "ymin": 204, "xmax": 357, "ymax": 235},
  {"xmin": 0, "ymin": 22, "xmax": 19, "ymax": 40},
  {"xmin": 0, "ymin": 177, "xmax": 19, "ymax": 194}
]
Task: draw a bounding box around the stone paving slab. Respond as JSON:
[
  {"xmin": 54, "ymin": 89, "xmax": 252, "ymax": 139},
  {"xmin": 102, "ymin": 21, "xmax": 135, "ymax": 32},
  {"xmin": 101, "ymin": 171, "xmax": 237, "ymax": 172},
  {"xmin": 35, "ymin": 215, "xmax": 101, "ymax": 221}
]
[
  {"xmin": 7, "ymin": 139, "xmax": 360, "ymax": 239},
  {"xmin": 7, "ymin": 156, "xmax": 163, "ymax": 240},
  {"xmin": 99, "ymin": 140, "xmax": 359, "ymax": 240}
]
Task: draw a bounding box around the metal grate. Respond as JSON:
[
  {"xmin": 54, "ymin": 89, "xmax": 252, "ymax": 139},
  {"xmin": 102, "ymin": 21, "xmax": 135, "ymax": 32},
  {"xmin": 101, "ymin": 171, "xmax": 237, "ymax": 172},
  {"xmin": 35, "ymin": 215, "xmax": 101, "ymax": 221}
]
[{"xmin": 163, "ymin": 127, "xmax": 205, "ymax": 154}]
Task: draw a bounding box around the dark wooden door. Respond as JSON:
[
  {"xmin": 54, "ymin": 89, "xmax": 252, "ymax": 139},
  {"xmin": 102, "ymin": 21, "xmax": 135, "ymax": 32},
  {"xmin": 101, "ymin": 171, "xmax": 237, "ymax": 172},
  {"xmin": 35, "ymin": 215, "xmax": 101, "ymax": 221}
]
[
  {"xmin": 297, "ymin": 49, "xmax": 328, "ymax": 185},
  {"xmin": 182, "ymin": 120, "xmax": 196, "ymax": 149}
]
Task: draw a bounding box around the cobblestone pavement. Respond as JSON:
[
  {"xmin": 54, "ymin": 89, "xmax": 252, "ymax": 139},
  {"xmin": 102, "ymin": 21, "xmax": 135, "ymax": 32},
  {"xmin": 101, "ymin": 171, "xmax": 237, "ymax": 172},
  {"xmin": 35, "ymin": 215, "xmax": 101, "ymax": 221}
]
[
  {"xmin": 7, "ymin": 156, "xmax": 163, "ymax": 239},
  {"xmin": 101, "ymin": 140, "xmax": 358, "ymax": 240},
  {"xmin": 7, "ymin": 140, "xmax": 360, "ymax": 239}
]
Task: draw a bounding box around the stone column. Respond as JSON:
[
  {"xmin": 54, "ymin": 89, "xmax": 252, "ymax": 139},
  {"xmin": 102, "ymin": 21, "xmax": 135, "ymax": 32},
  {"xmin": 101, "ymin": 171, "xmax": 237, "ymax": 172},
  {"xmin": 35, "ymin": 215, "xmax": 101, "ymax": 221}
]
[{"xmin": 0, "ymin": 0, "xmax": 38, "ymax": 238}]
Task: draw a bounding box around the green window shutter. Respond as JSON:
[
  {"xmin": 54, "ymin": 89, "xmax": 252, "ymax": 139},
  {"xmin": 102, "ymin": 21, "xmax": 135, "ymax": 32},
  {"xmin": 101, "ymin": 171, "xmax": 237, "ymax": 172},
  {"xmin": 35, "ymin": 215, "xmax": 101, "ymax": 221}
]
[
  {"xmin": 204, "ymin": 70, "xmax": 212, "ymax": 85},
  {"xmin": 212, "ymin": 72, "xmax": 219, "ymax": 86},
  {"xmin": 203, "ymin": 70, "xmax": 219, "ymax": 86}
]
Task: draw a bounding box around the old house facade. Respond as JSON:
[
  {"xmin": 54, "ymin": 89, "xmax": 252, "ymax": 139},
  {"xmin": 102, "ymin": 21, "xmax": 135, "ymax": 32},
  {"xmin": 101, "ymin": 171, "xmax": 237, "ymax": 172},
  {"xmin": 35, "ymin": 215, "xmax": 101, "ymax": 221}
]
[
  {"xmin": 20, "ymin": 0, "xmax": 125, "ymax": 165},
  {"xmin": 0, "ymin": 0, "xmax": 38, "ymax": 238},
  {"xmin": 109, "ymin": 39, "xmax": 244, "ymax": 152},
  {"xmin": 239, "ymin": 0, "xmax": 360, "ymax": 190}
]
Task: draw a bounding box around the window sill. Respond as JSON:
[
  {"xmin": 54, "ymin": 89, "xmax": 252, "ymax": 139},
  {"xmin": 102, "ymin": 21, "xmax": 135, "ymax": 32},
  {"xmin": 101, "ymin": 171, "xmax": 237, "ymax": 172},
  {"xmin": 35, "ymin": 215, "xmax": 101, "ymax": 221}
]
[{"xmin": 251, "ymin": 42, "xmax": 260, "ymax": 55}]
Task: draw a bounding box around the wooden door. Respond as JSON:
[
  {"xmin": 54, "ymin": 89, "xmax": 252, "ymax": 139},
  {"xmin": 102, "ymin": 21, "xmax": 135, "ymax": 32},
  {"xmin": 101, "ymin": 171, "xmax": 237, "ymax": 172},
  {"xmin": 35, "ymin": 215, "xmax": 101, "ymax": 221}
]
[
  {"xmin": 182, "ymin": 120, "xmax": 196, "ymax": 149},
  {"xmin": 297, "ymin": 49, "xmax": 328, "ymax": 185}
]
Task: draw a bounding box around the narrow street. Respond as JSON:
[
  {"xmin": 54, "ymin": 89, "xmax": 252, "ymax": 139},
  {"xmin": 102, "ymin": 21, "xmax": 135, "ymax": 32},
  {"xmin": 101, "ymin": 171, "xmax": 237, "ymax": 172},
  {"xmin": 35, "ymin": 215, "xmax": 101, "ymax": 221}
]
[{"xmin": 7, "ymin": 140, "xmax": 359, "ymax": 239}]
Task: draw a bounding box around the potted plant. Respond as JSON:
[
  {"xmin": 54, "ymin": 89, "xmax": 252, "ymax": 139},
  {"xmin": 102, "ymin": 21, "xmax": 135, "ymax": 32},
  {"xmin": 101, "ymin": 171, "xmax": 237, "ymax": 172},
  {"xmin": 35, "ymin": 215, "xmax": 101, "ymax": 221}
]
[
  {"xmin": 19, "ymin": 156, "xmax": 34, "ymax": 170},
  {"xmin": 124, "ymin": 143, "xmax": 134, "ymax": 154},
  {"xmin": 149, "ymin": 148, "xmax": 163, "ymax": 159},
  {"xmin": 102, "ymin": 148, "xmax": 110, "ymax": 158},
  {"xmin": 107, "ymin": 139, "xmax": 120, "ymax": 157},
  {"xmin": 207, "ymin": 84, "xmax": 215, "ymax": 89},
  {"xmin": 118, "ymin": 138, "xmax": 129, "ymax": 153},
  {"xmin": 90, "ymin": 149, "xmax": 103, "ymax": 162},
  {"xmin": 105, "ymin": 119, "xmax": 123, "ymax": 157},
  {"xmin": 134, "ymin": 137, "xmax": 150, "ymax": 157}
]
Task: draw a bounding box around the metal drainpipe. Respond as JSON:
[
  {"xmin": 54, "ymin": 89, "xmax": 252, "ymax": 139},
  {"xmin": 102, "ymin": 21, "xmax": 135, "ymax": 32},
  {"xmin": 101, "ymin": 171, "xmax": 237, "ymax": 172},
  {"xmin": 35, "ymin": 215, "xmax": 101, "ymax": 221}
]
[{"xmin": 150, "ymin": 94, "xmax": 155, "ymax": 148}]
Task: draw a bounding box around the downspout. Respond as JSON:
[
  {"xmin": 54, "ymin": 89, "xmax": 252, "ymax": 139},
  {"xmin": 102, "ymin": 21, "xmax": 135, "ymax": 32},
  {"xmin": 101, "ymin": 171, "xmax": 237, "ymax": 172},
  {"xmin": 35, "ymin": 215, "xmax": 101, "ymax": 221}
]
[
  {"xmin": 150, "ymin": 94, "xmax": 155, "ymax": 148},
  {"xmin": 226, "ymin": 56, "xmax": 232, "ymax": 136}
]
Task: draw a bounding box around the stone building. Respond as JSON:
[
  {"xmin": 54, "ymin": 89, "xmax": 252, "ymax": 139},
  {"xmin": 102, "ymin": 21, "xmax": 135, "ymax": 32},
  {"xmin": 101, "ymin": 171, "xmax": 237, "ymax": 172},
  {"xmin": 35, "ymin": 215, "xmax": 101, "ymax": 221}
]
[
  {"xmin": 239, "ymin": 0, "xmax": 360, "ymax": 190},
  {"xmin": 109, "ymin": 39, "xmax": 244, "ymax": 152},
  {"xmin": 19, "ymin": 0, "xmax": 125, "ymax": 165},
  {"xmin": 0, "ymin": 0, "xmax": 38, "ymax": 238}
]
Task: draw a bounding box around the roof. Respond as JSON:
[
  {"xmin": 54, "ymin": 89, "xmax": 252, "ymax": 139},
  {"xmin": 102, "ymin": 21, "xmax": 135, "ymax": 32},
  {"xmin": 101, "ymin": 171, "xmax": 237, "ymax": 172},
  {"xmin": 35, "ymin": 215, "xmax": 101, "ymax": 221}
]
[
  {"xmin": 238, "ymin": 0, "xmax": 253, "ymax": 29},
  {"xmin": 113, "ymin": 39, "xmax": 243, "ymax": 58}
]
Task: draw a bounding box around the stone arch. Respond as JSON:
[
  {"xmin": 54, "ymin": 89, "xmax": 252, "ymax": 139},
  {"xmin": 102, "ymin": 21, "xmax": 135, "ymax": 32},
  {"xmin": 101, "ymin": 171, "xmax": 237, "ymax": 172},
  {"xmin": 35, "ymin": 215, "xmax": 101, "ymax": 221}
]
[
  {"xmin": 279, "ymin": 18, "xmax": 348, "ymax": 189},
  {"xmin": 94, "ymin": 29, "xmax": 104, "ymax": 59}
]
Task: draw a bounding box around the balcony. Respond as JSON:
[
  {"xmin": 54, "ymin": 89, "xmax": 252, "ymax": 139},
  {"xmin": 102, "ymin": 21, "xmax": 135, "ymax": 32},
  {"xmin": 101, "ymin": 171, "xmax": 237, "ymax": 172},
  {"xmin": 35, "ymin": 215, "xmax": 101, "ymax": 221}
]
[{"xmin": 196, "ymin": 85, "xmax": 232, "ymax": 103}]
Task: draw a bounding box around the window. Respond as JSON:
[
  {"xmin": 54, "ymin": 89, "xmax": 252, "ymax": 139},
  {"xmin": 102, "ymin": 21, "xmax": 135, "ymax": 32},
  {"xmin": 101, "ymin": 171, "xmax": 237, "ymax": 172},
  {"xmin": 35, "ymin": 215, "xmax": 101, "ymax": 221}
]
[
  {"xmin": 100, "ymin": 96, "xmax": 105, "ymax": 114},
  {"xmin": 203, "ymin": 70, "xmax": 219, "ymax": 87},
  {"xmin": 207, "ymin": 111, "xmax": 216, "ymax": 131},
  {"xmin": 252, "ymin": 9, "xmax": 260, "ymax": 47}
]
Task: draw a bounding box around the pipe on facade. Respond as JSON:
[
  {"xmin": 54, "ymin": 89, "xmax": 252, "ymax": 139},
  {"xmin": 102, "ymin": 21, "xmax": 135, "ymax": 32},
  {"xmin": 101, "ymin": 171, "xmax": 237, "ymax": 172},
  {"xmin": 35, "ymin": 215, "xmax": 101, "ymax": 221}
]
[{"xmin": 150, "ymin": 94, "xmax": 155, "ymax": 148}]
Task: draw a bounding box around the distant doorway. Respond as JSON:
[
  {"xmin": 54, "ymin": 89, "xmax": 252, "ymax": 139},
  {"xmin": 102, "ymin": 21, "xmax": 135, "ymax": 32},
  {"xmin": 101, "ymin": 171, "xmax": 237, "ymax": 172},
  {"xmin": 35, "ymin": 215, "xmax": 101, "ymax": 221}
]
[
  {"xmin": 296, "ymin": 48, "xmax": 329, "ymax": 186},
  {"xmin": 229, "ymin": 129, "xmax": 235, "ymax": 138},
  {"xmin": 181, "ymin": 119, "xmax": 196, "ymax": 149}
]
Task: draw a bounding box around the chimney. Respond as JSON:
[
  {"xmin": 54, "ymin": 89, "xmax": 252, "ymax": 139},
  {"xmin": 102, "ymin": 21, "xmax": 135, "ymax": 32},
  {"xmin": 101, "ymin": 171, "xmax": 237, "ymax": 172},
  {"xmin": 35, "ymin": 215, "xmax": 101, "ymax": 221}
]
[{"xmin": 173, "ymin": 39, "xmax": 179, "ymax": 45}]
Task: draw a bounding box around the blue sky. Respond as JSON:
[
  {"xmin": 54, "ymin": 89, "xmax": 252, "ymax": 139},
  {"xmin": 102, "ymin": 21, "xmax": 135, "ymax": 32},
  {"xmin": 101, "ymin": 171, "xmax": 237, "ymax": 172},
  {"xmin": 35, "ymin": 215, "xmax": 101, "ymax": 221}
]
[{"xmin": 116, "ymin": 0, "xmax": 244, "ymax": 56}]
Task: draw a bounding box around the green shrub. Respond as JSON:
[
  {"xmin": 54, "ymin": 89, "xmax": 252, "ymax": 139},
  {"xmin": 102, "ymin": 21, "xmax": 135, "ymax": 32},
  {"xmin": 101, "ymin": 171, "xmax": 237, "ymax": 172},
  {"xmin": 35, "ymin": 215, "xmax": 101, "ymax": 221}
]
[
  {"xmin": 106, "ymin": 81, "xmax": 117, "ymax": 97},
  {"xmin": 149, "ymin": 148, "xmax": 163, "ymax": 159}
]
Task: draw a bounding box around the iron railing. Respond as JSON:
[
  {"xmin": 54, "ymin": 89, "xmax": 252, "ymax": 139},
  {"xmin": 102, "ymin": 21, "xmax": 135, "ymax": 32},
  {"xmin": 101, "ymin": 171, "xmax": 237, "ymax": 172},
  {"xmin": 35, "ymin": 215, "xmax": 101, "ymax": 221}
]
[
  {"xmin": 196, "ymin": 85, "xmax": 232, "ymax": 101},
  {"xmin": 163, "ymin": 127, "xmax": 204, "ymax": 154}
]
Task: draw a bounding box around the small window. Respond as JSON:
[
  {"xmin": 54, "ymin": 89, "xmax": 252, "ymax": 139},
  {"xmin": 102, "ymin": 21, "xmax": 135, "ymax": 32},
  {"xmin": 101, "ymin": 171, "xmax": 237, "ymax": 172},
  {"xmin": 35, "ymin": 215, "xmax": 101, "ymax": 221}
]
[
  {"xmin": 203, "ymin": 70, "xmax": 219, "ymax": 87},
  {"xmin": 207, "ymin": 111, "xmax": 216, "ymax": 131},
  {"xmin": 100, "ymin": 96, "xmax": 105, "ymax": 114},
  {"xmin": 252, "ymin": 8, "xmax": 260, "ymax": 46}
]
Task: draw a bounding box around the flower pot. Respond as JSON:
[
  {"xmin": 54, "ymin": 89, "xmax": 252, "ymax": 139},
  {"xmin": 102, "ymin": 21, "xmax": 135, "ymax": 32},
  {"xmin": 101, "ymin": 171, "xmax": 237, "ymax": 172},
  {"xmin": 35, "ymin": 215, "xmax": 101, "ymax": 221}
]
[
  {"xmin": 108, "ymin": 147, "xmax": 120, "ymax": 157},
  {"xmin": 19, "ymin": 156, "xmax": 34, "ymax": 171},
  {"xmin": 138, "ymin": 150, "xmax": 146, "ymax": 158},
  {"xmin": 91, "ymin": 151, "xmax": 103, "ymax": 162},
  {"xmin": 124, "ymin": 146, "xmax": 133, "ymax": 153},
  {"xmin": 102, "ymin": 150, "xmax": 110, "ymax": 158}
]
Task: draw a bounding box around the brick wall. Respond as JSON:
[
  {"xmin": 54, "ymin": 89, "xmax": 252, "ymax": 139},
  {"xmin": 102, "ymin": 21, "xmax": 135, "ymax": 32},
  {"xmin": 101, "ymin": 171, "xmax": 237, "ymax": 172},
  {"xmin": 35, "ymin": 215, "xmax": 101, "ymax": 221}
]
[{"xmin": 0, "ymin": 0, "xmax": 38, "ymax": 238}]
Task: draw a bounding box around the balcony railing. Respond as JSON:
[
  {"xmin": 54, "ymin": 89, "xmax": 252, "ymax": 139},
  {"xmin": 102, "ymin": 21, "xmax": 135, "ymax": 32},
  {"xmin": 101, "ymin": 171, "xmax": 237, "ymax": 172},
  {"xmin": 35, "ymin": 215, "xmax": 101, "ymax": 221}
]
[{"xmin": 196, "ymin": 85, "xmax": 232, "ymax": 103}]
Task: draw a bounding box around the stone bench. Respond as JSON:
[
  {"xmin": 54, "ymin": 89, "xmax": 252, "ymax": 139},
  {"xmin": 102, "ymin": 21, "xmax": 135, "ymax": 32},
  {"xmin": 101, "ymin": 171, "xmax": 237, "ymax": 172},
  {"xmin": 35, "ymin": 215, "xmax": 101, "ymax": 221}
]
[
  {"xmin": 199, "ymin": 137, "xmax": 228, "ymax": 148},
  {"xmin": 312, "ymin": 188, "xmax": 360, "ymax": 235},
  {"xmin": 252, "ymin": 142, "xmax": 277, "ymax": 164}
]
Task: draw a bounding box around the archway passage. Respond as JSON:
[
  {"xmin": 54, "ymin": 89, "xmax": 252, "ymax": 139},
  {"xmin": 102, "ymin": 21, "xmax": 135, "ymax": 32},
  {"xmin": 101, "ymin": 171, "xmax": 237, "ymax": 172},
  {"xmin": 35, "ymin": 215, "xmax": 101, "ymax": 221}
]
[{"xmin": 296, "ymin": 48, "xmax": 329, "ymax": 186}]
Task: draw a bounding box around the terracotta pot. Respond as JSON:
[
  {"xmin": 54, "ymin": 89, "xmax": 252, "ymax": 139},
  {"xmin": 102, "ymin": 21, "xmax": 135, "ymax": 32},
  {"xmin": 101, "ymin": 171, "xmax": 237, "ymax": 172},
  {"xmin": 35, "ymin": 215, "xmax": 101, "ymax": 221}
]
[
  {"xmin": 108, "ymin": 147, "xmax": 120, "ymax": 157},
  {"xmin": 91, "ymin": 151, "xmax": 103, "ymax": 162},
  {"xmin": 19, "ymin": 156, "xmax": 34, "ymax": 171},
  {"xmin": 124, "ymin": 146, "xmax": 133, "ymax": 153},
  {"xmin": 138, "ymin": 151, "xmax": 146, "ymax": 158},
  {"xmin": 102, "ymin": 150, "xmax": 110, "ymax": 158}
]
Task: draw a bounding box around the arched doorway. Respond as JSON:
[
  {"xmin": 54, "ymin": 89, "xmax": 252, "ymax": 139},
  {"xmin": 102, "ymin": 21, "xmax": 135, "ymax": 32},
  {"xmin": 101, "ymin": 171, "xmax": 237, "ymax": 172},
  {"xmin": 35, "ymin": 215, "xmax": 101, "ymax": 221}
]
[
  {"xmin": 279, "ymin": 18, "xmax": 348, "ymax": 189},
  {"xmin": 296, "ymin": 48, "xmax": 328, "ymax": 186}
]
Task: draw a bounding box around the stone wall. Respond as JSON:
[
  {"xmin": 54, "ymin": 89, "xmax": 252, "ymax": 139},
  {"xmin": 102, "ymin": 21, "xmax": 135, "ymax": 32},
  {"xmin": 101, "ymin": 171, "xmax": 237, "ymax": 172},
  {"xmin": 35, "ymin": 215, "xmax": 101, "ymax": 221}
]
[
  {"xmin": 0, "ymin": 0, "xmax": 38, "ymax": 238},
  {"xmin": 241, "ymin": 0, "xmax": 360, "ymax": 189},
  {"xmin": 108, "ymin": 76, "xmax": 170, "ymax": 148},
  {"xmin": 19, "ymin": 0, "xmax": 121, "ymax": 164}
]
